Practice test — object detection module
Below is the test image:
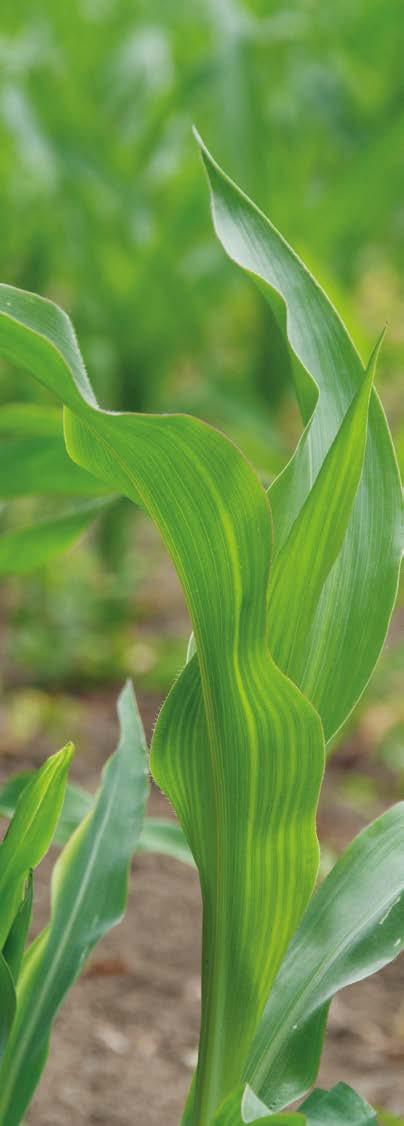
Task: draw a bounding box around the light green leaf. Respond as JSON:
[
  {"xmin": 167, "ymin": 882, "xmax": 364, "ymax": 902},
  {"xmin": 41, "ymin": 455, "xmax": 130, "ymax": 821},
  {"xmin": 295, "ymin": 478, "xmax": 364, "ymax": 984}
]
[
  {"xmin": 300, "ymin": 1083, "xmax": 377, "ymax": 1125},
  {"xmin": 0, "ymin": 284, "xmax": 324, "ymax": 1122},
  {"xmin": 2, "ymin": 873, "xmax": 33, "ymax": 984},
  {"xmin": 0, "ymin": 680, "xmax": 149, "ymax": 1126},
  {"xmin": 0, "ymin": 500, "xmax": 109, "ymax": 576},
  {"xmin": 213, "ymin": 1086, "xmax": 304, "ymax": 1124},
  {"xmin": 0, "ymin": 742, "xmax": 74, "ymax": 949},
  {"xmin": 196, "ymin": 132, "xmax": 402, "ymax": 742},
  {"xmin": 244, "ymin": 804, "xmax": 404, "ymax": 1114}
]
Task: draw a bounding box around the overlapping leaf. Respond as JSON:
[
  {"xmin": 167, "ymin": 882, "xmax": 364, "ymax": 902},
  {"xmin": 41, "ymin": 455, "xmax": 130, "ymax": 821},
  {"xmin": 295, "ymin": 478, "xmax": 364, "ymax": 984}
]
[
  {"xmin": 0, "ymin": 283, "xmax": 324, "ymax": 1122},
  {"xmin": 0, "ymin": 771, "xmax": 194, "ymax": 864},
  {"xmin": 243, "ymin": 804, "xmax": 404, "ymax": 1114},
  {"xmin": 0, "ymin": 681, "xmax": 148, "ymax": 1126},
  {"xmin": 300, "ymin": 1083, "xmax": 378, "ymax": 1125},
  {"xmin": 197, "ymin": 133, "xmax": 402, "ymax": 741}
]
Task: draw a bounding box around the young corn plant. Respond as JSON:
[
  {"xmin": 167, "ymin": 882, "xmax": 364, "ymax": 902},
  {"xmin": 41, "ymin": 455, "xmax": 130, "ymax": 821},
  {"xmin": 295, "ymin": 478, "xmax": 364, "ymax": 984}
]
[{"xmin": 0, "ymin": 136, "xmax": 402, "ymax": 1124}]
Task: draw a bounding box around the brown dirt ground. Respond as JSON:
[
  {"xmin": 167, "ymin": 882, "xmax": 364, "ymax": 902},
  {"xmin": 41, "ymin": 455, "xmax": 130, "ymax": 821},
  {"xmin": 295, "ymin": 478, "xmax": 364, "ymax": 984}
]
[{"xmin": 0, "ymin": 688, "xmax": 401, "ymax": 1125}]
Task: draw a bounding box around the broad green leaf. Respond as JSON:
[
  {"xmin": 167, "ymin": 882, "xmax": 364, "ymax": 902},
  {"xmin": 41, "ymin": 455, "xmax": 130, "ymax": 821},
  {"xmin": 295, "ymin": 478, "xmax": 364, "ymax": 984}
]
[
  {"xmin": 0, "ymin": 954, "xmax": 15, "ymax": 1060},
  {"xmin": 0, "ymin": 500, "xmax": 109, "ymax": 576},
  {"xmin": 0, "ymin": 403, "xmax": 109, "ymax": 498},
  {"xmin": 0, "ymin": 742, "xmax": 74, "ymax": 949},
  {"xmin": 2, "ymin": 873, "xmax": 33, "ymax": 984},
  {"xmin": 244, "ymin": 804, "xmax": 404, "ymax": 1114},
  {"xmin": 300, "ymin": 1083, "xmax": 377, "ymax": 1125},
  {"xmin": 0, "ymin": 773, "xmax": 194, "ymax": 864},
  {"xmin": 213, "ymin": 1086, "xmax": 304, "ymax": 1124},
  {"xmin": 0, "ymin": 680, "xmax": 148, "ymax": 1126},
  {"xmin": 197, "ymin": 133, "xmax": 402, "ymax": 742},
  {"xmin": 0, "ymin": 284, "xmax": 324, "ymax": 1122}
]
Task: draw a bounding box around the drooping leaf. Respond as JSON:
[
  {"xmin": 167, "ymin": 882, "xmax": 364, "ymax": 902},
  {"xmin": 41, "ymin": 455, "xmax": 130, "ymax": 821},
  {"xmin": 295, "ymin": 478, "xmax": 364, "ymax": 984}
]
[
  {"xmin": 197, "ymin": 133, "xmax": 402, "ymax": 742},
  {"xmin": 243, "ymin": 804, "xmax": 404, "ymax": 1114},
  {"xmin": 0, "ymin": 680, "xmax": 148, "ymax": 1126},
  {"xmin": 0, "ymin": 283, "xmax": 324, "ymax": 1122},
  {"xmin": 0, "ymin": 500, "xmax": 110, "ymax": 576},
  {"xmin": 300, "ymin": 1083, "xmax": 377, "ymax": 1125},
  {"xmin": 0, "ymin": 742, "xmax": 74, "ymax": 949},
  {"xmin": 2, "ymin": 872, "xmax": 33, "ymax": 984}
]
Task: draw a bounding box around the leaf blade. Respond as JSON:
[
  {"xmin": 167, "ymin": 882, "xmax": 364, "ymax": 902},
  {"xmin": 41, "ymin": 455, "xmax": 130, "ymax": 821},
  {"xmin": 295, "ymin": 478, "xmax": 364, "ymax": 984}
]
[
  {"xmin": 244, "ymin": 804, "xmax": 404, "ymax": 1112},
  {"xmin": 0, "ymin": 681, "xmax": 149, "ymax": 1126},
  {"xmin": 196, "ymin": 132, "xmax": 402, "ymax": 742}
]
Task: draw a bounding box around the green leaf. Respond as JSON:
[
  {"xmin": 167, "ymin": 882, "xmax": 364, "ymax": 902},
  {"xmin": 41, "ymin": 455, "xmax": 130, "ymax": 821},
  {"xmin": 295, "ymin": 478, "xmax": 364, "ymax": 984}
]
[
  {"xmin": 0, "ymin": 284, "xmax": 324, "ymax": 1122},
  {"xmin": 196, "ymin": 132, "xmax": 402, "ymax": 742},
  {"xmin": 2, "ymin": 873, "xmax": 33, "ymax": 984},
  {"xmin": 0, "ymin": 742, "xmax": 74, "ymax": 949},
  {"xmin": 0, "ymin": 500, "xmax": 109, "ymax": 576},
  {"xmin": 300, "ymin": 1083, "xmax": 377, "ymax": 1125},
  {"xmin": 244, "ymin": 804, "xmax": 404, "ymax": 1114},
  {"xmin": 0, "ymin": 403, "xmax": 109, "ymax": 498},
  {"xmin": 0, "ymin": 954, "xmax": 15, "ymax": 1060},
  {"xmin": 0, "ymin": 773, "xmax": 194, "ymax": 863},
  {"xmin": 0, "ymin": 680, "xmax": 149, "ymax": 1126}
]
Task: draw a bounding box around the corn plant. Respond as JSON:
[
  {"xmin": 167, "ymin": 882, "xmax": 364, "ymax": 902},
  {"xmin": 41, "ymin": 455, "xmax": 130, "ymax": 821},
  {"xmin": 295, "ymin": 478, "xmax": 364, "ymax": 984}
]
[{"xmin": 0, "ymin": 135, "xmax": 402, "ymax": 1124}]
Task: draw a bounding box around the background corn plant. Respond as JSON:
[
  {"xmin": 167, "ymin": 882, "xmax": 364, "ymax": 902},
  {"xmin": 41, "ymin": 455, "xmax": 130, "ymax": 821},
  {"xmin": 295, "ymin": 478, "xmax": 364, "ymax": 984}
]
[{"xmin": 0, "ymin": 136, "xmax": 401, "ymax": 1123}]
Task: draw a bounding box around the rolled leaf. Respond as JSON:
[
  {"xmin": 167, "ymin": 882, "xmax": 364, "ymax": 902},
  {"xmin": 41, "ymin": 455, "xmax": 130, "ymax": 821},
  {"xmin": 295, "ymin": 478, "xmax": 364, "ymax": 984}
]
[
  {"xmin": 0, "ymin": 743, "xmax": 74, "ymax": 949},
  {"xmin": 0, "ymin": 283, "xmax": 324, "ymax": 1122},
  {"xmin": 196, "ymin": 133, "xmax": 402, "ymax": 742},
  {"xmin": 0, "ymin": 954, "xmax": 15, "ymax": 1060},
  {"xmin": 0, "ymin": 680, "xmax": 149, "ymax": 1126},
  {"xmin": 244, "ymin": 804, "xmax": 404, "ymax": 1113},
  {"xmin": 2, "ymin": 873, "xmax": 33, "ymax": 984}
]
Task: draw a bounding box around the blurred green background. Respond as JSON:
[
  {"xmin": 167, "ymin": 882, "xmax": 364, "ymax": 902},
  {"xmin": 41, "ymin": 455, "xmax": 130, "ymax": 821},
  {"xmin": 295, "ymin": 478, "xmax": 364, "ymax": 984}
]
[{"xmin": 0, "ymin": 0, "xmax": 402, "ymax": 787}]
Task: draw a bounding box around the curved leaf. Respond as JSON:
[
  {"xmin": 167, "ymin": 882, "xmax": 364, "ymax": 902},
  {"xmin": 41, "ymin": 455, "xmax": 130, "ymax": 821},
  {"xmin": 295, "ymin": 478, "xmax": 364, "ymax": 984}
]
[
  {"xmin": 300, "ymin": 1083, "xmax": 377, "ymax": 1125},
  {"xmin": 196, "ymin": 133, "xmax": 402, "ymax": 741},
  {"xmin": 214, "ymin": 1086, "xmax": 303, "ymax": 1125},
  {"xmin": 0, "ymin": 681, "xmax": 148, "ymax": 1126},
  {"xmin": 244, "ymin": 804, "xmax": 404, "ymax": 1113},
  {"xmin": 0, "ymin": 283, "xmax": 324, "ymax": 1122}
]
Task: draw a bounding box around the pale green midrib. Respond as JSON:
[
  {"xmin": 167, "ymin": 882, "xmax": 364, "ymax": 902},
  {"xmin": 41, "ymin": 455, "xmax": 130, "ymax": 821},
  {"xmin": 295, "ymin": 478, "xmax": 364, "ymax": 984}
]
[
  {"xmin": 0, "ymin": 753, "xmax": 128, "ymax": 1116},
  {"xmin": 248, "ymin": 827, "xmax": 403, "ymax": 1093}
]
